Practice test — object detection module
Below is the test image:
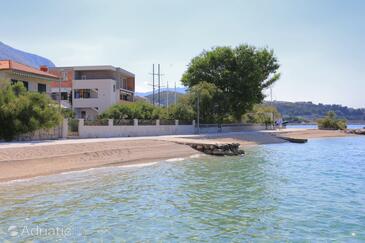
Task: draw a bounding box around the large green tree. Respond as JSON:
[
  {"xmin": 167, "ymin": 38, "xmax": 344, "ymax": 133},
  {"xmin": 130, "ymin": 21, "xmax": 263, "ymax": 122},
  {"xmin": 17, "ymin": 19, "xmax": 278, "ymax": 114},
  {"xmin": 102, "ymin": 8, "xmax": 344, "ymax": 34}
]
[
  {"xmin": 181, "ymin": 44, "xmax": 280, "ymax": 120},
  {"xmin": 0, "ymin": 82, "xmax": 62, "ymax": 141}
]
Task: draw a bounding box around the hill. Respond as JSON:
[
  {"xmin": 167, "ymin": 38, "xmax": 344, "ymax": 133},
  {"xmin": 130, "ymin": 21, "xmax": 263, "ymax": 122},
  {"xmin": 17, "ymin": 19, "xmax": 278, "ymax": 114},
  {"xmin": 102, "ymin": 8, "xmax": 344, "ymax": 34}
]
[
  {"xmin": 268, "ymin": 101, "xmax": 365, "ymax": 122},
  {"xmin": 0, "ymin": 41, "xmax": 55, "ymax": 68},
  {"xmin": 135, "ymin": 87, "xmax": 187, "ymax": 97},
  {"xmin": 145, "ymin": 91, "xmax": 184, "ymax": 106}
]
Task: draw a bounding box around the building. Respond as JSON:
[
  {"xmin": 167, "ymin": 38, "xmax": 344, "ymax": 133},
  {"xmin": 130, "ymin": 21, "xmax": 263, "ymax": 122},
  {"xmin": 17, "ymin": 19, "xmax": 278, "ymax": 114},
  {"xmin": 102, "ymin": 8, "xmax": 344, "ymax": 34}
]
[
  {"xmin": 49, "ymin": 65, "xmax": 135, "ymax": 119},
  {"xmin": 0, "ymin": 60, "xmax": 59, "ymax": 92}
]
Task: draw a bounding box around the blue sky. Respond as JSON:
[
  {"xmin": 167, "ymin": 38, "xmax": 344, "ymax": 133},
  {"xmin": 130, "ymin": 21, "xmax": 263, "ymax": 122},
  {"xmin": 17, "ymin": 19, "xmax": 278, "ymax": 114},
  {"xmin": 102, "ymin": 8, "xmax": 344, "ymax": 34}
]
[{"xmin": 1, "ymin": 0, "xmax": 364, "ymax": 107}]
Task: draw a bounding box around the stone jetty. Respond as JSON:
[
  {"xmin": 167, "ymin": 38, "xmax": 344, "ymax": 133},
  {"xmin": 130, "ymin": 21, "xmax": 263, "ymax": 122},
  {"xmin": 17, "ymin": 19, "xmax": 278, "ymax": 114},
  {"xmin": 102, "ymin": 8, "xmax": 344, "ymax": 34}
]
[
  {"xmin": 345, "ymin": 129, "xmax": 365, "ymax": 135},
  {"xmin": 188, "ymin": 143, "xmax": 245, "ymax": 156}
]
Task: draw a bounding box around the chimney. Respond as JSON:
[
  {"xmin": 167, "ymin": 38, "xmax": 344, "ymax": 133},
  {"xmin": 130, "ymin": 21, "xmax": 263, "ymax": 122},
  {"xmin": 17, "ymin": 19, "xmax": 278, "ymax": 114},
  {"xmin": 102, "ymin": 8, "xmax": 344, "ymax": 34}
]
[{"xmin": 40, "ymin": 65, "xmax": 48, "ymax": 72}]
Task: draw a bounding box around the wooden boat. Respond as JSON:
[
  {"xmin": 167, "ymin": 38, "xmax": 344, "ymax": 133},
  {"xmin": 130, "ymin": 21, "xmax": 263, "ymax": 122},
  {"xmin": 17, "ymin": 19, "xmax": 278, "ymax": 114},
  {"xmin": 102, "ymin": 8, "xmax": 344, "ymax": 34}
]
[{"xmin": 279, "ymin": 136, "xmax": 308, "ymax": 143}]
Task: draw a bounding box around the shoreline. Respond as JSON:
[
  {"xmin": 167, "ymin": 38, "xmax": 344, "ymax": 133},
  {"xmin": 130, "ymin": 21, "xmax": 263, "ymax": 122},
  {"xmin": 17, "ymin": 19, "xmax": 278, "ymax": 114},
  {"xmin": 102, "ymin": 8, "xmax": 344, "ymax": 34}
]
[{"xmin": 0, "ymin": 129, "xmax": 355, "ymax": 183}]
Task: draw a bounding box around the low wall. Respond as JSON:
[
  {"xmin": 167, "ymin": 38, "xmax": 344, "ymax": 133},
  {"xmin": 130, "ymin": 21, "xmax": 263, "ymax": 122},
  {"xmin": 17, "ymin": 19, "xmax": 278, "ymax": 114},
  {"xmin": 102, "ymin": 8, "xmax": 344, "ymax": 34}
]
[
  {"xmin": 15, "ymin": 119, "xmax": 68, "ymax": 141},
  {"xmin": 78, "ymin": 119, "xmax": 195, "ymax": 138},
  {"xmin": 197, "ymin": 124, "xmax": 271, "ymax": 134},
  {"xmin": 78, "ymin": 120, "xmax": 272, "ymax": 138}
]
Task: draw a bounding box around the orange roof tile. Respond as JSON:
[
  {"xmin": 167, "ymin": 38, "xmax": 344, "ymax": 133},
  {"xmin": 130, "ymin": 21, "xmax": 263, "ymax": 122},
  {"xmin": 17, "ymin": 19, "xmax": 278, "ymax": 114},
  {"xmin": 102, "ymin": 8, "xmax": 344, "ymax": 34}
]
[{"xmin": 0, "ymin": 60, "xmax": 59, "ymax": 79}]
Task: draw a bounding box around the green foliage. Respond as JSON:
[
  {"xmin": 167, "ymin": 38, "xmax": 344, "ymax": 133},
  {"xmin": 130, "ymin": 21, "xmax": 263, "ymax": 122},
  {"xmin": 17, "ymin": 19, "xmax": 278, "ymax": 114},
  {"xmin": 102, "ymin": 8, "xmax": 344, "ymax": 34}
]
[
  {"xmin": 0, "ymin": 82, "xmax": 62, "ymax": 141},
  {"xmin": 100, "ymin": 100, "xmax": 195, "ymax": 122},
  {"xmin": 61, "ymin": 108, "xmax": 75, "ymax": 118},
  {"xmin": 317, "ymin": 111, "xmax": 347, "ymax": 130},
  {"xmin": 270, "ymin": 101, "xmax": 365, "ymax": 121},
  {"xmin": 284, "ymin": 116, "xmax": 311, "ymax": 124},
  {"xmin": 168, "ymin": 102, "xmax": 195, "ymax": 121},
  {"xmin": 188, "ymin": 81, "xmax": 220, "ymax": 123},
  {"xmin": 181, "ymin": 44, "xmax": 280, "ymax": 120},
  {"xmin": 242, "ymin": 104, "xmax": 281, "ymax": 125},
  {"xmin": 100, "ymin": 101, "xmax": 161, "ymax": 121}
]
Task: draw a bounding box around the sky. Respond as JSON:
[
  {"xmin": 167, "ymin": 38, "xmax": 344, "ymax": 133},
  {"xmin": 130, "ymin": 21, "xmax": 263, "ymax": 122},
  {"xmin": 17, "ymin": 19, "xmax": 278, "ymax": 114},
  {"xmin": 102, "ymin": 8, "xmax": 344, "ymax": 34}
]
[{"xmin": 1, "ymin": 0, "xmax": 364, "ymax": 107}]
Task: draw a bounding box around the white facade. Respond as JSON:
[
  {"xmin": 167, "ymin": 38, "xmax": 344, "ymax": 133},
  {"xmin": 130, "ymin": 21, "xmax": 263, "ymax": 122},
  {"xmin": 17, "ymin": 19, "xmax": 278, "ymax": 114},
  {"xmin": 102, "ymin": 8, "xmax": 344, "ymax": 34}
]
[
  {"xmin": 50, "ymin": 65, "xmax": 135, "ymax": 119},
  {"xmin": 73, "ymin": 79, "xmax": 119, "ymax": 120}
]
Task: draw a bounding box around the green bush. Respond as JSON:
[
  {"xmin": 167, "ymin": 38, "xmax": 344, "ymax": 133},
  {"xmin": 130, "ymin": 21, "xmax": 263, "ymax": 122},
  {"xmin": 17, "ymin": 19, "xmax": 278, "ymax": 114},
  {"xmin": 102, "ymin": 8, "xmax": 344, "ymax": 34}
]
[
  {"xmin": 0, "ymin": 82, "xmax": 62, "ymax": 141},
  {"xmin": 61, "ymin": 108, "xmax": 75, "ymax": 118},
  {"xmin": 99, "ymin": 101, "xmax": 157, "ymax": 121},
  {"xmin": 242, "ymin": 104, "xmax": 281, "ymax": 125},
  {"xmin": 99, "ymin": 100, "xmax": 195, "ymax": 122},
  {"xmin": 317, "ymin": 111, "xmax": 347, "ymax": 130}
]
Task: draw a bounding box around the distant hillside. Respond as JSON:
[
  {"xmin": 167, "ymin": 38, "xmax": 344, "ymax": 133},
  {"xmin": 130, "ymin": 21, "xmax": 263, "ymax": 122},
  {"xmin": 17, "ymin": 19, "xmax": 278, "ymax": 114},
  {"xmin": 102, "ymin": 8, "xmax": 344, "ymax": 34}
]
[
  {"xmin": 145, "ymin": 91, "xmax": 184, "ymax": 106},
  {"xmin": 136, "ymin": 87, "xmax": 187, "ymax": 97},
  {"xmin": 0, "ymin": 41, "xmax": 55, "ymax": 68},
  {"xmin": 268, "ymin": 101, "xmax": 365, "ymax": 121}
]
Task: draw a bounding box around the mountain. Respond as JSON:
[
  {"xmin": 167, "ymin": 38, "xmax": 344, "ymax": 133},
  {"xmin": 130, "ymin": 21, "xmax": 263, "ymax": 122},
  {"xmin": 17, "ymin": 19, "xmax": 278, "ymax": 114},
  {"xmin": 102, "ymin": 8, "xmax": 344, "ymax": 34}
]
[
  {"xmin": 267, "ymin": 101, "xmax": 365, "ymax": 121},
  {"xmin": 0, "ymin": 41, "xmax": 55, "ymax": 68},
  {"xmin": 135, "ymin": 87, "xmax": 187, "ymax": 97},
  {"xmin": 145, "ymin": 91, "xmax": 184, "ymax": 106}
]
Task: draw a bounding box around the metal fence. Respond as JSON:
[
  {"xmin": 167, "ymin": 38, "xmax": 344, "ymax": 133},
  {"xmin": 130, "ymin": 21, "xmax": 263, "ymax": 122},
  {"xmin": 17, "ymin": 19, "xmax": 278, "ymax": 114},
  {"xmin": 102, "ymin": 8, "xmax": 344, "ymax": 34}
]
[
  {"xmin": 16, "ymin": 126, "xmax": 62, "ymax": 141},
  {"xmin": 84, "ymin": 119, "xmax": 109, "ymax": 126},
  {"xmin": 68, "ymin": 119, "xmax": 79, "ymax": 137},
  {"xmin": 160, "ymin": 120, "xmax": 176, "ymax": 125},
  {"xmin": 113, "ymin": 119, "xmax": 134, "ymax": 126},
  {"xmin": 178, "ymin": 120, "xmax": 193, "ymax": 125},
  {"xmin": 138, "ymin": 120, "xmax": 157, "ymax": 126}
]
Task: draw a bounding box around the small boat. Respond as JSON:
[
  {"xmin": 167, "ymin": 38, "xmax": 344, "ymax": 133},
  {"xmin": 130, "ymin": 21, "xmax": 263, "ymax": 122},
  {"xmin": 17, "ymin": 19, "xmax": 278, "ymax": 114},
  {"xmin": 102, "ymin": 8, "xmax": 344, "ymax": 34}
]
[{"xmin": 279, "ymin": 136, "xmax": 308, "ymax": 143}]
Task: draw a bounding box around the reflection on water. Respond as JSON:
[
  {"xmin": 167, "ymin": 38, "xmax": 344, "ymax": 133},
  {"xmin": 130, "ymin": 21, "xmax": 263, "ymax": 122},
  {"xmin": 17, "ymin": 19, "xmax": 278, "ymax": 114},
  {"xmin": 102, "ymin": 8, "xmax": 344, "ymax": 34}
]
[
  {"xmin": 287, "ymin": 124, "xmax": 365, "ymax": 129},
  {"xmin": 0, "ymin": 136, "xmax": 364, "ymax": 241}
]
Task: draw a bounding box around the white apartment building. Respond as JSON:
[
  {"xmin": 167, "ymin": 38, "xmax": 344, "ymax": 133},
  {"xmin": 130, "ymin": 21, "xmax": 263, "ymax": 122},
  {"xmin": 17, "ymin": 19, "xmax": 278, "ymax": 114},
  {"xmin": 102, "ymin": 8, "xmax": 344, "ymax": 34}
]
[{"xmin": 50, "ymin": 65, "xmax": 135, "ymax": 119}]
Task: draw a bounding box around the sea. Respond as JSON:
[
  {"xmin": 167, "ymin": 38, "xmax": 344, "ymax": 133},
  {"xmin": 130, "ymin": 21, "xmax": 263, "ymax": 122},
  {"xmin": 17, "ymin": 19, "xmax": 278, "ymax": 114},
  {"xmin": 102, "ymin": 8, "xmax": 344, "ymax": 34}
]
[{"xmin": 0, "ymin": 136, "xmax": 364, "ymax": 241}]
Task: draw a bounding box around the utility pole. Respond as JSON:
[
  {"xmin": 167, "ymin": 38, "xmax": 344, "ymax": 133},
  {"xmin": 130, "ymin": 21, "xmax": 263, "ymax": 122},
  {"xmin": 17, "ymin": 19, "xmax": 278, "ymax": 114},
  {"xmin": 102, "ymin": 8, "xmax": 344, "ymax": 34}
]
[
  {"xmin": 152, "ymin": 64, "xmax": 155, "ymax": 105},
  {"xmin": 158, "ymin": 64, "xmax": 161, "ymax": 107},
  {"xmin": 197, "ymin": 94, "xmax": 200, "ymax": 134},
  {"xmin": 58, "ymin": 69, "xmax": 64, "ymax": 138},
  {"xmin": 166, "ymin": 81, "xmax": 169, "ymax": 109},
  {"xmin": 270, "ymin": 86, "xmax": 275, "ymax": 129},
  {"xmin": 270, "ymin": 86, "xmax": 273, "ymax": 104},
  {"xmin": 174, "ymin": 82, "xmax": 177, "ymax": 105},
  {"xmin": 58, "ymin": 72, "xmax": 62, "ymax": 110},
  {"xmin": 149, "ymin": 64, "xmax": 164, "ymax": 106}
]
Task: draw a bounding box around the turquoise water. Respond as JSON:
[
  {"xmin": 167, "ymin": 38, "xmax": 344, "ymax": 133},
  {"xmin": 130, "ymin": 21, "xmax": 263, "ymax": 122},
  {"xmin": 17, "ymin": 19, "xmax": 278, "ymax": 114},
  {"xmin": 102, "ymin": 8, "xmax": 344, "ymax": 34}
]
[
  {"xmin": 287, "ymin": 124, "xmax": 365, "ymax": 129},
  {"xmin": 0, "ymin": 136, "xmax": 364, "ymax": 242}
]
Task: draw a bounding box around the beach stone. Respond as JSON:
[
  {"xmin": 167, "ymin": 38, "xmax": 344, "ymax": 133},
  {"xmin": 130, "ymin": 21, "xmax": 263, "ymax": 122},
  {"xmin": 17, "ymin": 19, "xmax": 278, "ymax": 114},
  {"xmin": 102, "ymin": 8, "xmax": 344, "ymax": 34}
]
[
  {"xmin": 189, "ymin": 142, "xmax": 245, "ymax": 156},
  {"xmin": 196, "ymin": 145, "xmax": 203, "ymax": 150},
  {"xmin": 346, "ymin": 129, "xmax": 365, "ymax": 135},
  {"xmin": 238, "ymin": 149, "xmax": 245, "ymax": 155}
]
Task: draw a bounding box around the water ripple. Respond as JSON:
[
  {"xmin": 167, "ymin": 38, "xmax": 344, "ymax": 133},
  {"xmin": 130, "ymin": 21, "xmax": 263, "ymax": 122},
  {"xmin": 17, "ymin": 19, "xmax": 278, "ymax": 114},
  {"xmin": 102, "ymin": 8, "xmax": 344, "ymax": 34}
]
[{"xmin": 0, "ymin": 136, "xmax": 364, "ymax": 241}]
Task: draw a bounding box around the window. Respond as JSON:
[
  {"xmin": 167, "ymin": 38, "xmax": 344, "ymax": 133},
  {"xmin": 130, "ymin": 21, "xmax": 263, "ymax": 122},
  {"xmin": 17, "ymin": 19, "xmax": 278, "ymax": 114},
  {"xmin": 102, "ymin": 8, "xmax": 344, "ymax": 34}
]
[
  {"xmin": 61, "ymin": 92, "xmax": 68, "ymax": 100},
  {"xmin": 120, "ymin": 93, "xmax": 131, "ymax": 101},
  {"xmin": 113, "ymin": 84, "xmax": 116, "ymax": 92},
  {"xmin": 51, "ymin": 92, "xmax": 68, "ymax": 101},
  {"xmin": 74, "ymin": 89, "xmax": 98, "ymax": 99},
  {"xmin": 38, "ymin": 83, "xmax": 47, "ymax": 93},
  {"xmin": 81, "ymin": 75, "xmax": 87, "ymax": 80}
]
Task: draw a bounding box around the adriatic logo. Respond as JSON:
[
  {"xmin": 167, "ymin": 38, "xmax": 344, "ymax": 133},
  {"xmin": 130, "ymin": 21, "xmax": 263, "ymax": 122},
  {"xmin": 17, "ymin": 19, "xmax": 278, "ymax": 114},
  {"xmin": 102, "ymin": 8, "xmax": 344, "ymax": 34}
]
[{"xmin": 8, "ymin": 225, "xmax": 18, "ymax": 237}]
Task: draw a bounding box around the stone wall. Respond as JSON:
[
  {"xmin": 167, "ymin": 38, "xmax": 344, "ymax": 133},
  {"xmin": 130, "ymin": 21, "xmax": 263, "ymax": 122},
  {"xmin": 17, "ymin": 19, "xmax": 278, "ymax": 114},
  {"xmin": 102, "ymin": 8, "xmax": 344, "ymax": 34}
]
[
  {"xmin": 197, "ymin": 124, "xmax": 271, "ymax": 134},
  {"xmin": 78, "ymin": 119, "xmax": 195, "ymax": 138},
  {"xmin": 14, "ymin": 119, "xmax": 68, "ymax": 141}
]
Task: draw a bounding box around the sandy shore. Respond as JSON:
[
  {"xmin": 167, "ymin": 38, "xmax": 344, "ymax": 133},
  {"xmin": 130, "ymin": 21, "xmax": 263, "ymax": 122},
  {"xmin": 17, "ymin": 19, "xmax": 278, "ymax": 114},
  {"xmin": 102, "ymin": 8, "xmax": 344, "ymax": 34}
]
[
  {"xmin": 0, "ymin": 129, "xmax": 353, "ymax": 182},
  {"xmin": 273, "ymin": 129, "xmax": 351, "ymax": 139},
  {"xmin": 0, "ymin": 139, "xmax": 197, "ymax": 182},
  {"xmin": 161, "ymin": 129, "xmax": 352, "ymax": 146}
]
